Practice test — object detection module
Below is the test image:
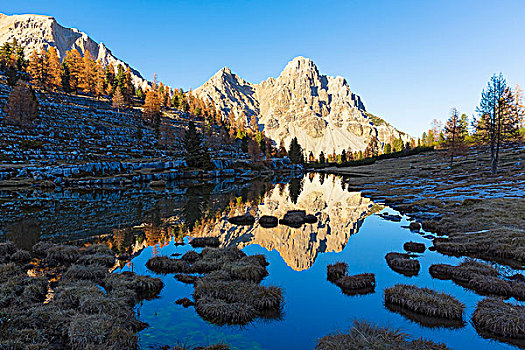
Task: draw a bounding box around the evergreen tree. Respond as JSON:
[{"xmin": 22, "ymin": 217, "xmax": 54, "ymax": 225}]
[
  {"xmin": 288, "ymin": 137, "xmax": 304, "ymax": 164},
  {"xmin": 319, "ymin": 151, "xmax": 325, "ymax": 164},
  {"xmin": 341, "ymin": 149, "xmax": 347, "ymax": 163},
  {"xmin": 183, "ymin": 121, "xmax": 213, "ymax": 170}
]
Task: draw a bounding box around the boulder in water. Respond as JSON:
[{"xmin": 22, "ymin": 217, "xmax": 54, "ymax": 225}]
[
  {"xmin": 259, "ymin": 215, "xmax": 278, "ymax": 228},
  {"xmin": 228, "ymin": 213, "xmax": 256, "ymax": 226}
]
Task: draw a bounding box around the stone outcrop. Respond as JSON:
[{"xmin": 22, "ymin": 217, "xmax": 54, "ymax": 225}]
[
  {"xmin": 195, "ymin": 56, "xmax": 413, "ymax": 155},
  {"xmin": 0, "ymin": 13, "xmax": 148, "ymax": 89}
]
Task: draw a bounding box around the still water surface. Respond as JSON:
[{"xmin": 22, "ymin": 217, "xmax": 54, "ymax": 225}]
[
  {"xmin": 110, "ymin": 174, "xmax": 520, "ymax": 350},
  {"xmin": 2, "ymin": 173, "xmax": 521, "ymax": 349}
]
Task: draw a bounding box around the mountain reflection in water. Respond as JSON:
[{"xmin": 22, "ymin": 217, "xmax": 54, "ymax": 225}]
[{"xmin": 194, "ymin": 175, "xmax": 378, "ymax": 270}]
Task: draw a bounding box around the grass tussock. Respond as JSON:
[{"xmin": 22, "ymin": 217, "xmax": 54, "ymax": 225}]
[
  {"xmin": 62, "ymin": 263, "xmax": 108, "ymax": 282},
  {"xmin": 403, "ymin": 242, "xmax": 426, "ymax": 253},
  {"xmin": 385, "ymin": 302, "xmax": 465, "ymax": 329},
  {"xmin": 428, "ymin": 259, "xmax": 524, "ymax": 299},
  {"xmin": 146, "ymin": 256, "xmax": 191, "ymax": 273},
  {"xmin": 472, "ymin": 298, "xmax": 525, "ymax": 340},
  {"xmin": 327, "ymin": 262, "xmax": 375, "ymax": 295},
  {"xmin": 384, "ymin": 284, "xmax": 464, "ymax": 321},
  {"xmin": 327, "ymin": 262, "xmax": 348, "ymax": 282},
  {"xmin": 315, "ymin": 320, "xmax": 450, "ymax": 350},
  {"xmin": 385, "ymin": 252, "xmax": 420, "ymax": 276},
  {"xmin": 175, "ymin": 273, "xmax": 199, "ymax": 284},
  {"xmin": 190, "ymin": 237, "xmax": 220, "ymax": 248},
  {"xmin": 0, "ymin": 241, "xmax": 158, "ymax": 350}
]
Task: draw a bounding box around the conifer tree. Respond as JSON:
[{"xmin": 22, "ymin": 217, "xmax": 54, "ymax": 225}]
[
  {"xmin": 475, "ymin": 73, "xmax": 519, "ymax": 174},
  {"xmin": 319, "ymin": 151, "xmax": 325, "ymax": 164},
  {"xmin": 183, "ymin": 121, "xmax": 213, "ymax": 169},
  {"xmin": 5, "ymin": 81, "xmax": 38, "ymax": 127},
  {"xmin": 112, "ymin": 87, "xmax": 125, "ymax": 113},
  {"xmin": 143, "ymin": 89, "xmax": 161, "ymax": 123},
  {"xmin": 288, "ymin": 137, "xmax": 304, "ymax": 164},
  {"xmin": 79, "ymin": 51, "xmax": 96, "ymax": 94},
  {"xmin": 27, "ymin": 49, "xmax": 47, "ymax": 89},
  {"xmin": 46, "ymin": 47, "xmax": 61, "ymax": 90},
  {"xmin": 64, "ymin": 49, "xmax": 82, "ymax": 93},
  {"xmin": 444, "ymin": 107, "xmax": 467, "ymax": 165}
]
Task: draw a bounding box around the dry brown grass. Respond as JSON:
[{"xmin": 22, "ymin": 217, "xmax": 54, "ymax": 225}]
[
  {"xmin": 429, "ymin": 260, "xmax": 524, "ymax": 299},
  {"xmin": 384, "ymin": 284, "xmax": 464, "ymax": 321},
  {"xmin": 385, "ymin": 303, "xmax": 465, "ymax": 329},
  {"xmin": 146, "ymin": 256, "xmax": 191, "ymax": 273},
  {"xmin": 327, "ymin": 262, "xmax": 348, "ymax": 282},
  {"xmin": 385, "ymin": 253, "xmax": 420, "ymax": 276},
  {"xmin": 335, "ymin": 274, "xmax": 375, "ymax": 295},
  {"xmin": 403, "ymin": 242, "xmax": 426, "ymax": 253},
  {"xmin": 472, "ymin": 298, "xmax": 525, "ymax": 340},
  {"xmin": 315, "ymin": 320, "xmax": 450, "ymax": 350},
  {"xmin": 0, "ymin": 241, "xmax": 162, "ymax": 350}
]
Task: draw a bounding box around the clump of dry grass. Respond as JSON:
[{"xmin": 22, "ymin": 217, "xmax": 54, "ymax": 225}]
[
  {"xmin": 384, "ymin": 284, "xmax": 465, "ymax": 321},
  {"xmin": 385, "ymin": 252, "xmax": 420, "ymax": 276},
  {"xmin": 176, "ymin": 297, "xmax": 194, "ymax": 307},
  {"xmin": 175, "ymin": 273, "xmax": 198, "ymax": 284},
  {"xmin": 9, "ymin": 249, "xmax": 32, "ymax": 263},
  {"xmin": 103, "ymin": 271, "xmax": 164, "ymax": 301},
  {"xmin": 146, "ymin": 256, "xmax": 191, "ymax": 273},
  {"xmin": 195, "ymin": 297, "xmax": 257, "ymax": 325},
  {"xmin": 327, "ymin": 262, "xmax": 348, "ymax": 282},
  {"xmin": 181, "ymin": 250, "xmax": 201, "ymax": 262},
  {"xmin": 190, "ymin": 237, "xmax": 220, "ymax": 248},
  {"xmin": 403, "ymin": 242, "xmax": 426, "ymax": 253},
  {"xmin": 77, "ymin": 253, "xmax": 115, "ymax": 267},
  {"xmin": 223, "ymin": 260, "xmax": 268, "ymax": 282},
  {"xmin": 62, "ymin": 264, "xmax": 108, "ymax": 282},
  {"xmin": 335, "ymin": 274, "xmax": 376, "ymax": 295},
  {"xmin": 429, "ymin": 259, "xmax": 524, "ymax": 299},
  {"xmin": 185, "ymin": 247, "xmax": 281, "ymax": 325},
  {"xmin": 44, "ymin": 244, "xmax": 81, "ymax": 266},
  {"xmin": 472, "ymin": 298, "xmax": 525, "ymax": 340},
  {"xmin": 315, "ymin": 320, "xmax": 450, "ymax": 350},
  {"xmin": 327, "ymin": 262, "xmax": 375, "ymax": 295},
  {"xmin": 0, "ymin": 241, "xmax": 164, "ymax": 350},
  {"xmin": 0, "ymin": 242, "xmax": 17, "ymax": 262},
  {"xmin": 385, "ymin": 302, "xmax": 465, "ymax": 329}
]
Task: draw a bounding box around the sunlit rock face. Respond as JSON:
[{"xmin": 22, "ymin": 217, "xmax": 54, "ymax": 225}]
[
  {"xmin": 195, "ymin": 56, "xmax": 413, "ymax": 155},
  {"xmin": 0, "ymin": 13, "xmax": 148, "ymax": 89},
  {"xmin": 199, "ymin": 174, "xmax": 377, "ymax": 271}
]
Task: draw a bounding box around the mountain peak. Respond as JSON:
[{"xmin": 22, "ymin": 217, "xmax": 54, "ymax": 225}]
[
  {"xmin": 282, "ymin": 56, "xmax": 318, "ymax": 75},
  {"xmin": 195, "ymin": 56, "xmax": 413, "ymax": 155},
  {"xmin": 0, "ymin": 13, "xmax": 148, "ymax": 89}
]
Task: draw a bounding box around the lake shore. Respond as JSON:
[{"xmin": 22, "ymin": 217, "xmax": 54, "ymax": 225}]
[{"xmin": 317, "ymin": 145, "xmax": 524, "ymax": 272}]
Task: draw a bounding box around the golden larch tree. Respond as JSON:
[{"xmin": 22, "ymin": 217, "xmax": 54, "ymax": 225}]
[
  {"xmin": 5, "ymin": 81, "xmax": 39, "ymax": 127},
  {"xmin": 46, "ymin": 46, "xmax": 62, "ymax": 90}
]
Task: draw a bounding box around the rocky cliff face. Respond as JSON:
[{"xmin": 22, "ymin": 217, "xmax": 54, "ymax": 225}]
[
  {"xmin": 0, "ymin": 13, "xmax": 148, "ymax": 89},
  {"xmin": 195, "ymin": 56, "xmax": 412, "ymax": 155}
]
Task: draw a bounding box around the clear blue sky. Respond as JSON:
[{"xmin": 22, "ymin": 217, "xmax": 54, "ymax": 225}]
[{"xmin": 4, "ymin": 0, "xmax": 525, "ymax": 136}]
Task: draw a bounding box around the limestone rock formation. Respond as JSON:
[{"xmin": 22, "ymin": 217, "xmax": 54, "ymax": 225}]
[
  {"xmin": 0, "ymin": 13, "xmax": 148, "ymax": 89},
  {"xmin": 195, "ymin": 56, "xmax": 413, "ymax": 155}
]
